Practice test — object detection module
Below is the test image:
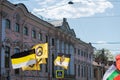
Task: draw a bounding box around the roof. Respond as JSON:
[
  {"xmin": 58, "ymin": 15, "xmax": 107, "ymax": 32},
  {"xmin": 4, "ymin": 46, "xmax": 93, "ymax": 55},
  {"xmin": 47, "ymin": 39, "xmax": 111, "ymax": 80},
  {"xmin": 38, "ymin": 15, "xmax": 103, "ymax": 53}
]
[{"xmin": 48, "ymin": 20, "xmax": 63, "ymax": 27}]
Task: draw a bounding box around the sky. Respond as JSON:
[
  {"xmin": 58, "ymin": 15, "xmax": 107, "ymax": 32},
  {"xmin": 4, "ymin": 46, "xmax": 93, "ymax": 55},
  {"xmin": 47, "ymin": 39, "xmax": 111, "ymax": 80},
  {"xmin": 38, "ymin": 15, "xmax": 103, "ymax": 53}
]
[{"xmin": 8, "ymin": 0, "xmax": 120, "ymax": 55}]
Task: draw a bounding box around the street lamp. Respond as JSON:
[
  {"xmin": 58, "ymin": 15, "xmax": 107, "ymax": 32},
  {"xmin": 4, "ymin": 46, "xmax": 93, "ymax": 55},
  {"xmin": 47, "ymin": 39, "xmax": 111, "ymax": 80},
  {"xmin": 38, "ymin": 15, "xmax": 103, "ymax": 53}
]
[
  {"xmin": 101, "ymin": 49, "xmax": 105, "ymax": 78},
  {"xmin": 68, "ymin": 1, "xmax": 74, "ymax": 4}
]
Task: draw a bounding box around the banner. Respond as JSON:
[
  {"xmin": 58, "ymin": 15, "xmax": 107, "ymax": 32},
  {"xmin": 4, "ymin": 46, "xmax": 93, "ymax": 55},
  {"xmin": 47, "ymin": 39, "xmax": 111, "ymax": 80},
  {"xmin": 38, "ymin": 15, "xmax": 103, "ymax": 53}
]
[
  {"xmin": 54, "ymin": 53, "xmax": 71, "ymax": 69},
  {"xmin": 32, "ymin": 43, "xmax": 48, "ymax": 60},
  {"xmin": 11, "ymin": 49, "xmax": 36, "ymax": 69}
]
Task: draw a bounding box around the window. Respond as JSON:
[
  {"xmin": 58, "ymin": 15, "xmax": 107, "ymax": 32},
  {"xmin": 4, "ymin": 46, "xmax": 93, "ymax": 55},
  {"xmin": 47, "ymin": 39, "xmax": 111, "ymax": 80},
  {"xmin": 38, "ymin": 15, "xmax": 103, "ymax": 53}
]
[
  {"xmin": 81, "ymin": 65, "xmax": 84, "ymax": 77},
  {"xmin": 81, "ymin": 50, "xmax": 83, "ymax": 56},
  {"xmin": 74, "ymin": 48, "xmax": 76, "ymax": 54},
  {"xmin": 15, "ymin": 23, "xmax": 20, "ymax": 32},
  {"xmin": 14, "ymin": 48, "xmax": 20, "ymax": 54},
  {"xmin": 45, "ymin": 58, "xmax": 48, "ymax": 72},
  {"xmin": 78, "ymin": 65, "xmax": 80, "ymax": 76},
  {"xmin": 23, "ymin": 27, "xmax": 28, "ymax": 35},
  {"xmin": 40, "ymin": 64, "xmax": 42, "ymax": 72},
  {"xmin": 52, "ymin": 38, "xmax": 54, "ymax": 46},
  {"xmin": 38, "ymin": 32, "xmax": 42, "ymax": 41},
  {"xmin": 52, "ymin": 54, "xmax": 54, "ymax": 77},
  {"xmin": 84, "ymin": 51, "xmax": 86, "ymax": 57},
  {"xmin": 89, "ymin": 54, "xmax": 91, "ymax": 60},
  {"xmin": 74, "ymin": 64, "xmax": 76, "ymax": 76},
  {"xmin": 5, "ymin": 19, "xmax": 10, "ymax": 29},
  {"xmin": 46, "ymin": 35, "xmax": 48, "ymax": 42},
  {"xmin": 94, "ymin": 68, "xmax": 97, "ymax": 78},
  {"xmin": 78, "ymin": 49, "xmax": 80, "ymax": 55},
  {"xmin": 5, "ymin": 46, "xmax": 10, "ymax": 68},
  {"xmin": 14, "ymin": 48, "xmax": 20, "ymax": 74},
  {"xmin": 32, "ymin": 30, "xmax": 36, "ymax": 38},
  {"xmin": 15, "ymin": 69, "xmax": 19, "ymax": 75}
]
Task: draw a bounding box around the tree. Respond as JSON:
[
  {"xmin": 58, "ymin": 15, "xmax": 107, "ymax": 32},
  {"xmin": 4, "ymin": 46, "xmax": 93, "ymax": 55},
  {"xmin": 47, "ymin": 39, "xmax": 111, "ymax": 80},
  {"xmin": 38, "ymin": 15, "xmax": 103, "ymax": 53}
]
[{"xmin": 94, "ymin": 48, "xmax": 114, "ymax": 65}]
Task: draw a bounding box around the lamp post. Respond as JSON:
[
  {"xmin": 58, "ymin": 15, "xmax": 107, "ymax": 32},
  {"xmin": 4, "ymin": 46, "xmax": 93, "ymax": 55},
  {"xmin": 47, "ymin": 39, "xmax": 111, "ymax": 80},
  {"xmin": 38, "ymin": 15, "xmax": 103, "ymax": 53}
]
[
  {"xmin": 68, "ymin": 1, "xmax": 74, "ymax": 4},
  {"xmin": 101, "ymin": 49, "xmax": 105, "ymax": 78}
]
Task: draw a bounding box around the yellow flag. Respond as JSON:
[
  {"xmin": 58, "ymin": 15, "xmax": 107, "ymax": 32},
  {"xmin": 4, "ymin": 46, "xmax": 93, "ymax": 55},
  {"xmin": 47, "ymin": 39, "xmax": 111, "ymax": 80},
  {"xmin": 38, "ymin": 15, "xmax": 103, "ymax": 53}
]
[
  {"xmin": 54, "ymin": 53, "xmax": 71, "ymax": 69},
  {"xmin": 22, "ymin": 58, "xmax": 46, "ymax": 70},
  {"xmin": 22, "ymin": 63, "xmax": 40, "ymax": 71},
  {"xmin": 38, "ymin": 58, "xmax": 46, "ymax": 64},
  {"xmin": 32, "ymin": 43, "xmax": 48, "ymax": 60},
  {"xmin": 21, "ymin": 43, "xmax": 48, "ymax": 70},
  {"xmin": 11, "ymin": 49, "xmax": 36, "ymax": 69}
]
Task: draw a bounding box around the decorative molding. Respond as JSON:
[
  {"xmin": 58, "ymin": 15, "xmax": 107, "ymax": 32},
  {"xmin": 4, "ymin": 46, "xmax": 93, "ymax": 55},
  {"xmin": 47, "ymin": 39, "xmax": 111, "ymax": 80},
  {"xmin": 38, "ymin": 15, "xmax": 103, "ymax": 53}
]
[{"xmin": 0, "ymin": 11, "xmax": 8, "ymax": 18}]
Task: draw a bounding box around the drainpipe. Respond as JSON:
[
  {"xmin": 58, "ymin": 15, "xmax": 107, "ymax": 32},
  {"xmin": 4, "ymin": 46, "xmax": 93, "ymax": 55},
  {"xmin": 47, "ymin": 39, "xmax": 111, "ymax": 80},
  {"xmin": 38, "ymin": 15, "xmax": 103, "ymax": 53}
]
[{"xmin": 0, "ymin": 0, "xmax": 3, "ymax": 79}]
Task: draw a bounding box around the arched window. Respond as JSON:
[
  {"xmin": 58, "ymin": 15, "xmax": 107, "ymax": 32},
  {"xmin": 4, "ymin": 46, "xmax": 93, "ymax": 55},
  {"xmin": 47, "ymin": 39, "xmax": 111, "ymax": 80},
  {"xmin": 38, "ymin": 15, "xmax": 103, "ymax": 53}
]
[
  {"xmin": 14, "ymin": 48, "xmax": 20, "ymax": 54},
  {"xmin": 14, "ymin": 23, "xmax": 20, "ymax": 32},
  {"xmin": 23, "ymin": 26, "xmax": 28, "ymax": 35},
  {"xmin": 5, "ymin": 46, "xmax": 10, "ymax": 68},
  {"xmin": 5, "ymin": 19, "xmax": 10, "ymax": 29},
  {"xmin": 38, "ymin": 32, "xmax": 42, "ymax": 41},
  {"xmin": 32, "ymin": 30, "xmax": 36, "ymax": 38}
]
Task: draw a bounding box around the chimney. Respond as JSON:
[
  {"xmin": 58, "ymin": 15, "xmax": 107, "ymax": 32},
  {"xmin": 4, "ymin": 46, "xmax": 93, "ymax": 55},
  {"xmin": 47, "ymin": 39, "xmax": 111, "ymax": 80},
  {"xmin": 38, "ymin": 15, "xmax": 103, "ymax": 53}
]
[{"xmin": 63, "ymin": 18, "xmax": 67, "ymax": 22}]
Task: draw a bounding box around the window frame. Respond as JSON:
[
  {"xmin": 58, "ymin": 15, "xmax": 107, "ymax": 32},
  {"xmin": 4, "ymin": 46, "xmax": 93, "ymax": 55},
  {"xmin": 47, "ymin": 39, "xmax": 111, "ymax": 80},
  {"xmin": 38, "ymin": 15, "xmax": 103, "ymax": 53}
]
[
  {"xmin": 15, "ymin": 23, "xmax": 20, "ymax": 32},
  {"xmin": 38, "ymin": 32, "xmax": 42, "ymax": 41},
  {"xmin": 5, "ymin": 19, "xmax": 11, "ymax": 29},
  {"xmin": 23, "ymin": 26, "xmax": 28, "ymax": 35},
  {"xmin": 32, "ymin": 30, "xmax": 36, "ymax": 38},
  {"xmin": 5, "ymin": 46, "xmax": 10, "ymax": 68}
]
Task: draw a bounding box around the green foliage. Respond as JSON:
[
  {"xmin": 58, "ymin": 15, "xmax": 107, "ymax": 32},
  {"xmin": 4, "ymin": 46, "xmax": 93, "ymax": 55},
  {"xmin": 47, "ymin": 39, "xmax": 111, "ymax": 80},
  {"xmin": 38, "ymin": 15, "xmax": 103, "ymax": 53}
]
[{"xmin": 94, "ymin": 48, "xmax": 114, "ymax": 65}]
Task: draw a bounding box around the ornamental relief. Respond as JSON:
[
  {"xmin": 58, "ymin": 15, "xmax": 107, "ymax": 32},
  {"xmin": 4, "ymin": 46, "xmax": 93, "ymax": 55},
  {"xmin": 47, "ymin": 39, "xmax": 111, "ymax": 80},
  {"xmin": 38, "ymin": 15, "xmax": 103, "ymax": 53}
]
[
  {"xmin": 12, "ymin": 40, "xmax": 23, "ymax": 48},
  {"xmin": 0, "ymin": 11, "xmax": 8, "ymax": 18},
  {"xmin": 2, "ymin": 38, "xmax": 12, "ymax": 48}
]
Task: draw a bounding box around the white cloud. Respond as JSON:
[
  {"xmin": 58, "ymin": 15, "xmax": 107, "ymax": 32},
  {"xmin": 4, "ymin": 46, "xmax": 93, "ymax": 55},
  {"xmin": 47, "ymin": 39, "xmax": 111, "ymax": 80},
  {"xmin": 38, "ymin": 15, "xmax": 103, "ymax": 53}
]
[
  {"xmin": 96, "ymin": 41, "xmax": 107, "ymax": 44},
  {"xmin": 32, "ymin": 0, "xmax": 113, "ymax": 19},
  {"xmin": 9, "ymin": 0, "xmax": 114, "ymax": 19},
  {"xmin": 33, "ymin": 0, "xmax": 113, "ymax": 19}
]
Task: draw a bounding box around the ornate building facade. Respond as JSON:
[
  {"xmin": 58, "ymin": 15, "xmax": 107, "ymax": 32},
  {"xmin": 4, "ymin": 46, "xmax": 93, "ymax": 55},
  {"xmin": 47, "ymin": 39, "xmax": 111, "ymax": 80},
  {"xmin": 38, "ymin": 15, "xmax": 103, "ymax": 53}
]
[{"xmin": 0, "ymin": 0, "xmax": 94, "ymax": 80}]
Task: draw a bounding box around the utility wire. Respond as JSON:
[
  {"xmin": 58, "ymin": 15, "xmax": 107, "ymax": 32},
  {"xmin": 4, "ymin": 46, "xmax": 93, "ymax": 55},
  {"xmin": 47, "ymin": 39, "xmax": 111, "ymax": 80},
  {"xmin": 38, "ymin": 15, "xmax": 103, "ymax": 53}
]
[
  {"xmin": 10, "ymin": 0, "xmax": 120, "ymax": 2},
  {"xmin": 91, "ymin": 42, "xmax": 120, "ymax": 44}
]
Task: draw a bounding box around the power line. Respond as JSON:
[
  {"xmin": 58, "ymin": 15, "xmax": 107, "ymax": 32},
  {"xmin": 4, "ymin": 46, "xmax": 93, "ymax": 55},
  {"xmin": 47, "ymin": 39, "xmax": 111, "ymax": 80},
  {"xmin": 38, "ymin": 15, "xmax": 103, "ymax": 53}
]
[
  {"xmin": 71, "ymin": 1, "xmax": 120, "ymax": 3},
  {"xmin": 11, "ymin": 0, "xmax": 29, "ymax": 1},
  {"xmin": 91, "ymin": 42, "xmax": 120, "ymax": 44},
  {"xmin": 10, "ymin": 0, "xmax": 120, "ymax": 2},
  {"xmin": 66, "ymin": 15, "xmax": 120, "ymax": 19}
]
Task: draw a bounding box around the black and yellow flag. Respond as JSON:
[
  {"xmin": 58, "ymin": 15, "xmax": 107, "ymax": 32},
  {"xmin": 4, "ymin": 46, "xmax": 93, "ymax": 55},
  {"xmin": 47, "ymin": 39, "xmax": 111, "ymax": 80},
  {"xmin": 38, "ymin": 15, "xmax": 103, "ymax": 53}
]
[
  {"xmin": 54, "ymin": 53, "xmax": 71, "ymax": 69},
  {"xmin": 11, "ymin": 49, "xmax": 36, "ymax": 69},
  {"xmin": 21, "ymin": 58, "xmax": 46, "ymax": 71},
  {"xmin": 22, "ymin": 63, "xmax": 40, "ymax": 71},
  {"xmin": 38, "ymin": 58, "xmax": 46, "ymax": 64},
  {"xmin": 32, "ymin": 43, "xmax": 48, "ymax": 60},
  {"xmin": 21, "ymin": 43, "xmax": 48, "ymax": 70}
]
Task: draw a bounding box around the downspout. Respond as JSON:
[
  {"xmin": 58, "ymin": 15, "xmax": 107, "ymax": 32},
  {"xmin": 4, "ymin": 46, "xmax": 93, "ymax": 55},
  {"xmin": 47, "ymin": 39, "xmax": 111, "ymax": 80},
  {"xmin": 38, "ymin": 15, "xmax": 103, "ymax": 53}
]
[
  {"xmin": 0, "ymin": 0, "xmax": 3, "ymax": 79},
  {"xmin": 0, "ymin": 0, "xmax": 6, "ymax": 79}
]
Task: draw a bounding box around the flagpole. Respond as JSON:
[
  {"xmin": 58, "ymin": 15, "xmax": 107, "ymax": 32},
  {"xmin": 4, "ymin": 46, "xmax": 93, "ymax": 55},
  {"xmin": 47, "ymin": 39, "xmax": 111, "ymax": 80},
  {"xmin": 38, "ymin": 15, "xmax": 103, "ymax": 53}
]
[
  {"xmin": 35, "ymin": 54, "xmax": 40, "ymax": 80},
  {"xmin": 48, "ymin": 49, "xmax": 50, "ymax": 80},
  {"xmin": 48, "ymin": 43, "xmax": 51, "ymax": 80}
]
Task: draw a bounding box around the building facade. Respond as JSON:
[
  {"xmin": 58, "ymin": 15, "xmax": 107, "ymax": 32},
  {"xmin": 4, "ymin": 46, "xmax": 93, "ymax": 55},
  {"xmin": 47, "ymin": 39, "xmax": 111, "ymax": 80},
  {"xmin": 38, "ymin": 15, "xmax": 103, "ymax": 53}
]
[
  {"xmin": 0, "ymin": 0, "xmax": 94, "ymax": 80},
  {"xmin": 74, "ymin": 40, "xmax": 94, "ymax": 80}
]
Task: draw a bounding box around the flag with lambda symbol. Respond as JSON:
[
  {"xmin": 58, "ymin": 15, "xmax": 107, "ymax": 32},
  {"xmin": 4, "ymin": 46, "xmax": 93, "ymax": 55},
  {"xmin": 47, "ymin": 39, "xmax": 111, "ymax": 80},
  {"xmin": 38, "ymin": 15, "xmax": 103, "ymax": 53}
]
[
  {"xmin": 32, "ymin": 43, "xmax": 48, "ymax": 60},
  {"xmin": 21, "ymin": 43, "xmax": 48, "ymax": 70}
]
